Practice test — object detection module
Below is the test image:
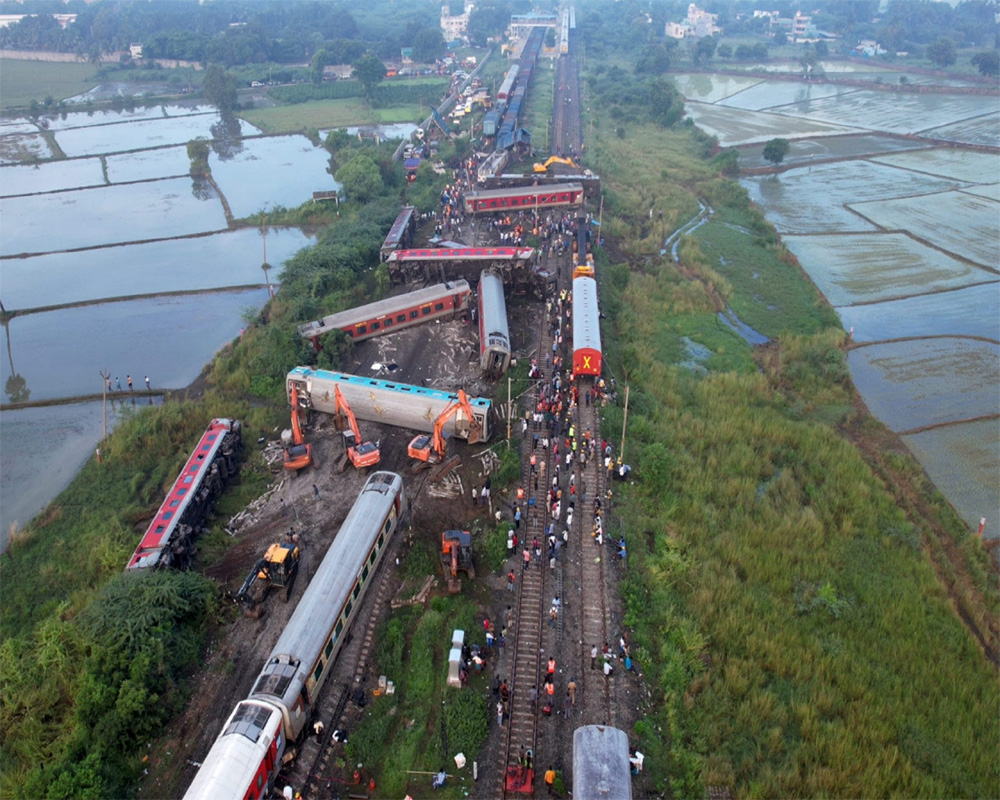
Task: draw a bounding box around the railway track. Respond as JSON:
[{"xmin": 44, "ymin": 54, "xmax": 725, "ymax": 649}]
[{"xmin": 499, "ymin": 248, "xmax": 561, "ymax": 798}]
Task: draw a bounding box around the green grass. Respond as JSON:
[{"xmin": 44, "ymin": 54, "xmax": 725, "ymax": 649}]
[
  {"xmin": 0, "ymin": 59, "xmax": 101, "ymax": 110},
  {"xmin": 240, "ymin": 98, "xmax": 427, "ymax": 134}
]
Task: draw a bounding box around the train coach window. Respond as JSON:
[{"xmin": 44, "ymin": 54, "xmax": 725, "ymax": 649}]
[
  {"xmin": 154, "ymin": 525, "xmax": 165, "ymax": 534},
  {"xmin": 353, "ymin": 582, "xmax": 361, "ymax": 600},
  {"xmin": 335, "ymin": 620, "xmax": 343, "ymax": 639},
  {"xmin": 434, "ymin": 302, "xmax": 444, "ymax": 311},
  {"xmin": 369, "ymin": 548, "xmax": 377, "ymax": 566},
  {"xmin": 396, "ymin": 314, "xmax": 406, "ymax": 323},
  {"xmin": 345, "ymin": 599, "xmax": 353, "ymax": 617},
  {"xmin": 371, "ymin": 322, "xmax": 380, "ymax": 331},
  {"xmin": 314, "ymin": 662, "xmax": 323, "ymax": 683},
  {"xmin": 383, "ymin": 318, "xmax": 392, "ymax": 327},
  {"xmin": 410, "ymin": 310, "xmax": 419, "ymax": 319},
  {"xmin": 421, "ymin": 306, "xmax": 431, "ymax": 316},
  {"xmin": 356, "ymin": 325, "xmax": 367, "ymax": 335},
  {"xmin": 362, "ymin": 564, "xmax": 370, "ymax": 582},
  {"xmin": 325, "ymin": 639, "xmax": 334, "ymax": 659}
]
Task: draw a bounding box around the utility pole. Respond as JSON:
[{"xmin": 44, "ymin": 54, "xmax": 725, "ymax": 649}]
[
  {"xmin": 619, "ymin": 383, "xmax": 630, "ymax": 466},
  {"xmin": 99, "ymin": 369, "xmax": 110, "ymax": 440}
]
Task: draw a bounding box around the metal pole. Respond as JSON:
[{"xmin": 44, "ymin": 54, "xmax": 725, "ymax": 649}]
[{"xmin": 619, "ymin": 383, "xmax": 629, "ymax": 465}]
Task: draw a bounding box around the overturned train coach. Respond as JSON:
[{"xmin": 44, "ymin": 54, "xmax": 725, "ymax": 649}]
[
  {"xmin": 386, "ymin": 245, "xmax": 548, "ymax": 298},
  {"xmin": 183, "ymin": 472, "xmax": 406, "ymax": 800},
  {"xmin": 126, "ymin": 418, "xmax": 243, "ymax": 570},
  {"xmin": 463, "ymin": 182, "xmax": 584, "ymax": 216},
  {"xmin": 287, "ymin": 367, "xmax": 493, "ymax": 442}
]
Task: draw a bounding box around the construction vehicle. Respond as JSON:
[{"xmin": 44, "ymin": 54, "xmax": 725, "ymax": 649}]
[
  {"xmin": 441, "ymin": 530, "xmax": 475, "ymax": 593},
  {"xmin": 408, "ymin": 389, "xmax": 483, "ymax": 474},
  {"xmin": 532, "ymin": 155, "xmax": 579, "ymax": 173},
  {"xmin": 331, "ymin": 384, "xmax": 381, "ymax": 472},
  {"xmin": 236, "ymin": 541, "xmax": 301, "ymax": 617},
  {"xmin": 282, "ymin": 389, "xmax": 313, "ymax": 475}
]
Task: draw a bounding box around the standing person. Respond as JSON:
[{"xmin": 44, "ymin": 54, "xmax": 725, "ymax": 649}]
[
  {"xmin": 497, "ymin": 700, "xmax": 505, "ymax": 726},
  {"xmin": 529, "ymin": 684, "xmax": 538, "ymax": 712},
  {"xmin": 144, "ymin": 375, "xmax": 150, "ymax": 391},
  {"xmin": 115, "ymin": 376, "xmax": 121, "ymax": 391},
  {"xmin": 568, "ymin": 677, "xmax": 577, "ymax": 706},
  {"xmin": 127, "ymin": 375, "xmax": 133, "ymax": 391},
  {"xmin": 562, "ymin": 690, "xmax": 572, "ymax": 718},
  {"xmin": 523, "ymin": 548, "xmax": 531, "ymax": 570},
  {"xmin": 507, "ymin": 570, "xmax": 516, "ymax": 591},
  {"xmin": 472, "ymin": 485, "xmax": 478, "ymax": 506},
  {"xmin": 507, "ymin": 530, "xmax": 515, "ymax": 557},
  {"xmin": 544, "ymin": 767, "xmax": 556, "ymax": 796},
  {"xmin": 105, "ymin": 376, "xmax": 111, "ymax": 392},
  {"xmin": 591, "ymin": 644, "xmax": 598, "ymax": 669}
]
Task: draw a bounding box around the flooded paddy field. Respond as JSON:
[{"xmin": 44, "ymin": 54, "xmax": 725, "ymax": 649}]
[
  {"xmin": 903, "ymin": 418, "xmax": 1000, "ymax": 537},
  {"xmin": 921, "ymin": 111, "xmax": 1000, "ymax": 148},
  {"xmin": 738, "ymin": 134, "xmax": 928, "ymax": 171},
  {"xmin": 0, "ymin": 105, "xmax": 338, "ymax": 537},
  {"xmin": 837, "ymin": 284, "xmax": 999, "ymax": 344},
  {"xmin": 2, "ymin": 227, "xmax": 312, "ymax": 310},
  {"xmin": 2, "ymin": 177, "xmax": 228, "ymax": 256},
  {"xmin": 783, "ymin": 233, "xmax": 995, "ymax": 305},
  {"xmin": 0, "ymin": 288, "xmax": 269, "ymax": 402},
  {"xmin": 209, "ymin": 135, "xmax": 337, "ymax": 218},
  {"xmin": 848, "ymin": 190, "xmax": 999, "ymax": 268},
  {"xmin": 683, "ymin": 101, "xmax": 853, "ymax": 146},
  {"xmin": 717, "ymin": 81, "xmax": 860, "ymax": 111},
  {"xmin": 742, "ymin": 160, "xmax": 960, "ymax": 233},
  {"xmin": 848, "ymin": 338, "xmax": 999, "ymax": 432},
  {"xmin": 719, "ymin": 66, "xmax": 1000, "ymax": 531},
  {"xmin": 869, "ymin": 148, "xmax": 1000, "ymax": 183},
  {"xmin": 669, "ymin": 73, "xmax": 765, "ymax": 103}
]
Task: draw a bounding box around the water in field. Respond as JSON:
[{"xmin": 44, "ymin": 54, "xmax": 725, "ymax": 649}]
[
  {"xmin": 682, "ymin": 101, "xmax": 852, "ymax": 147},
  {"xmin": 670, "ymin": 73, "xmax": 764, "ymax": 103},
  {"xmin": 783, "ymin": 233, "xmax": 995, "ymax": 306},
  {"xmin": 724, "ymin": 75, "xmax": 1000, "ymax": 532},
  {"xmin": 1, "ymin": 227, "xmax": 312, "ymax": 310},
  {"xmin": 209, "ymin": 134, "xmax": 338, "ymax": 218},
  {"xmin": 716, "ymin": 80, "xmax": 859, "ymax": 111},
  {"xmin": 837, "ymin": 284, "xmax": 1000, "ymax": 344},
  {"xmin": 847, "ymin": 339, "xmax": 999, "ymax": 433},
  {"xmin": 1, "ymin": 176, "xmax": 228, "ymax": 256},
  {"xmin": 0, "ymin": 109, "xmax": 331, "ymax": 540},
  {"xmin": 0, "ymin": 288, "xmax": 269, "ymax": 402}
]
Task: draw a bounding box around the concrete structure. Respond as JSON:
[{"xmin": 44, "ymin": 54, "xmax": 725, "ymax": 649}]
[
  {"xmin": 665, "ymin": 3, "xmax": 720, "ymax": 39},
  {"xmin": 441, "ymin": 1, "xmax": 474, "ymax": 41},
  {"xmin": 508, "ymin": 12, "xmax": 558, "ymax": 42},
  {"xmin": 0, "ymin": 13, "xmax": 76, "ymax": 28}
]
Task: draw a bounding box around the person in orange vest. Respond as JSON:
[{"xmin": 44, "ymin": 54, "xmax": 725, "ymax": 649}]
[{"xmin": 544, "ymin": 766, "xmax": 556, "ymax": 796}]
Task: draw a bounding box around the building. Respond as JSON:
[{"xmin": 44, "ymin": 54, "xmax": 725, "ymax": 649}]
[
  {"xmin": 665, "ymin": 3, "xmax": 720, "ymax": 39},
  {"xmin": 0, "ymin": 13, "xmax": 77, "ymax": 28},
  {"xmin": 792, "ymin": 11, "xmax": 813, "ymax": 37},
  {"xmin": 508, "ymin": 12, "xmax": 558, "ymax": 42},
  {"xmin": 441, "ymin": 1, "xmax": 474, "ymax": 42}
]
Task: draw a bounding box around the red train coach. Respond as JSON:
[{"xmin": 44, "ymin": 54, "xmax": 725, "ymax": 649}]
[
  {"xmin": 463, "ymin": 182, "xmax": 584, "ymax": 215},
  {"xmin": 126, "ymin": 418, "xmax": 243, "ymax": 571},
  {"xmin": 572, "ymin": 276, "xmax": 602, "ymax": 377}
]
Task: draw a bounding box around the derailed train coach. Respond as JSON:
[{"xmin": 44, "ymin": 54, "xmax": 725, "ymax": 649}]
[
  {"xmin": 478, "ymin": 270, "xmax": 511, "ymax": 377},
  {"xmin": 287, "ymin": 367, "xmax": 493, "ymax": 442},
  {"xmin": 572, "ymin": 275, "xmax": 602, "ymax": 377},
  {"xmin": 573, "ymin": 725, "xmax": 633, "ymax": 800},
  {"xmin": 184, "ymin": 472, "xmax": 406, "ymax": 800},
  {"xmin": 126, "ymin": 418, "xmax": 243, "ymax": 570}
]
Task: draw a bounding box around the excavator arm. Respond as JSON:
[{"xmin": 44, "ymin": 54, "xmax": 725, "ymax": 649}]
[{"xmin": 333, "ymin": 385, "xmax": 381, "ymax": 470}]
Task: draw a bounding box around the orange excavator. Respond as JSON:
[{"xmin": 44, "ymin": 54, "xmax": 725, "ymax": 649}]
[
  {"xmin": 441, "ymin": 530, "xmax": 475, "ymax": 593},
  {"xmin": 283, "ymin": 388, "xmax": 313, "ymax": 475},
  {"xmin": 407, "ymin": 389, "xmax": 483, "ymax": 473},
  {"xmin": 332, "ymin": 384, "xmax": 381, "ymax": 472}
]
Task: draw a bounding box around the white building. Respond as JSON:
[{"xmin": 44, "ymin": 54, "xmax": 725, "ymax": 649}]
[
  {"xmin": 665, "ymin": 3, "xmax": 720, "ymax": 39},
  {"xmin": 441, "ymin": 1, "xmax": 474, "ymax": 42}
]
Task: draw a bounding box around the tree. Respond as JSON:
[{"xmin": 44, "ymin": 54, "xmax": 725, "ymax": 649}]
[
  {"xmin": 545, "ymin": 27, "xmax": 556, "ymax": 48},
  {"xmin": 335, "ymin": 154, "xmax": 382, "ymax": 203},
  {"xmin": 353, "ymin": 53, "xmax": 386, "ymax": 98},
  {"xmin": 763, "ymin": 137, "xmax": 790, "ymax": 165},
  {"xmin": 412, "ymin": 28, "xmax": 445, "ymax": 63},
  {"xmin": 926, "ymin": 36, "xmax": 956, "ymax": 67},
  {"xmin": 311, "ymin": 49, "xmax": 328, "ymax": 85},
  {"xmin": 694, "ymin": 35, "xmax": 717, "ymax": 65},
  {"xmin": 815, "ymin": 40, "xmax": 830, "ymax": 57},
  {"xmin": 971, "ymin": 50, "xmax": 999, "ymax": 77},
  {"xmin": 774, "ymin": 29, "xmax": 788, "ymax": 46},
  {"xmin": 649, "ymin": 79, "xmax": 684, "ymax": 127},
  {"xmin": 717, "ymin": 43, "xmax": 732, "ymax": 58},
  {"xmin": 635, "ymin": 42, "xmax": 671, "ymax": 75},
  {"xmin": 752, "ymin": 42, "xmax": 769, "ymax": 59},
  {"xmin": 202, "ymin": 64, "xmax": 236, "ymax": 113}
]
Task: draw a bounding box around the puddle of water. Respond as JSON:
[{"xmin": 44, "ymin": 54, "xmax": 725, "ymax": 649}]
[
  {"xmin": 678, "ymin": 336, "xmax": 711, "ymax": 373},
  {"xmin": 1, "ymin": 176, "xmax": 228, "ymax": 256},
  {"xmin": 2, "ymin": 227, "xmax": 313, "ymax": 310},
  {"xmin": 838, "ymin": 283, "xmax": 1000, "ymax": 344},
  {"xmin": 847, "ymin": 338, "xmax": 1000, "ymax": 432},
  {"xmin": 902, "ymin": 418, "xmax": 1000, "ymax": 537},
  {"xmin": 718, "ymin": 306, "xmax": 769, "ymax": 346},
  {"xmin": 209, "ymin": 135, "xmax": 338, "ymax": 218},
  {"xmin": 0, "ymin": 399, "xmax": 150, "ymax": 551},
  {"xmin": 1, "ymin": 288, "xmax": 270, "ymax": 403},
  {"xmin": 0, "ymin": 157, "xmax": 106, "ymax": 197}
]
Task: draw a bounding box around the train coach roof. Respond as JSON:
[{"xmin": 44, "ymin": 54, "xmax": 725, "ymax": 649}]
[
  {"xmin": 259, "ymin": 472, "xmax": 403, "ymax": 692},
  {"xmin": 478, "ymin": 271, "xmax": 509, "ymax": 341},
  {"xmin": 572, "ymin": 725, "xmax": 632, "ymax": 800},
  {"xmin": 464, "ymin": 182, "xmax": 583, "ymax": 202},
  {"xmin": 297, "ymin": 280, "xmax": 470, "ymax": 338},
  {"xmin": 387, "ymin": 247, "xmax": 534, "ymax": 262},
  {"xmin": 572, "ymin": 276, "xmax": 602, "ymax": 355},
  {"xmin": 287, "ymin": 367, "xmax": 492, "ymax": 410}
]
